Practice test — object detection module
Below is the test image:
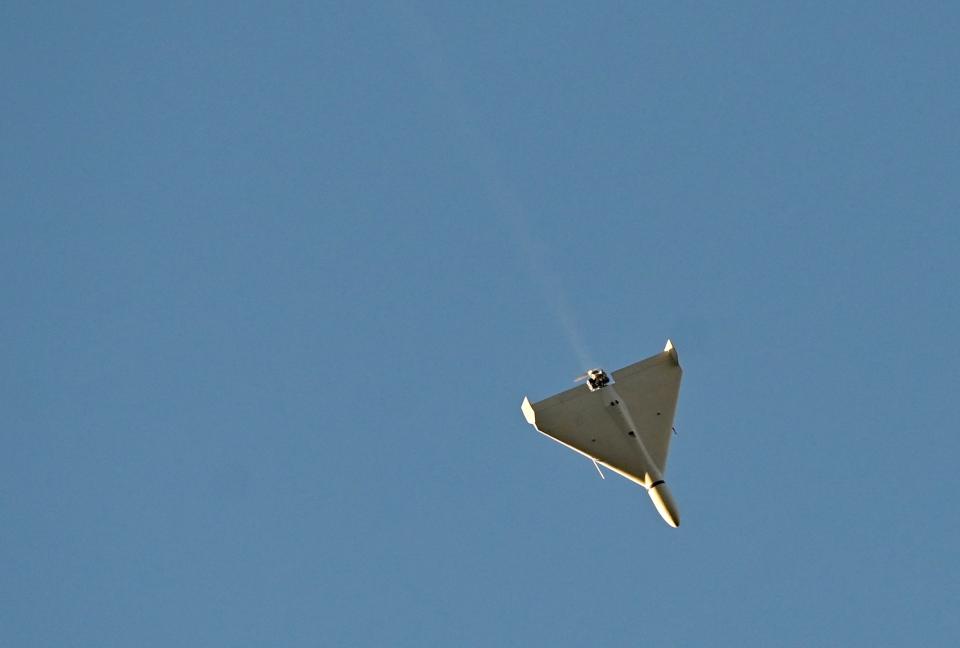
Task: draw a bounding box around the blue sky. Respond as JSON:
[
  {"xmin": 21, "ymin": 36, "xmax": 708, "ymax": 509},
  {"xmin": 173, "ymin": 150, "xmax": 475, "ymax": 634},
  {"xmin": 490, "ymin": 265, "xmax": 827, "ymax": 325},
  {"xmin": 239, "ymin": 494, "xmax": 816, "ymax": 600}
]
[{"xmin": 3, "ymin": 3, "xmax": 959, "ymax": 646}]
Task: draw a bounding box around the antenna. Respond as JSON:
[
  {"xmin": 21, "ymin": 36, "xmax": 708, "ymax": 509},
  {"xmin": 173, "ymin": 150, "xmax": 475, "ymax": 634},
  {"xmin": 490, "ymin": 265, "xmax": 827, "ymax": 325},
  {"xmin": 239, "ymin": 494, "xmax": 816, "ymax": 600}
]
[{"xmin": 592, "ymin": 458, "xmax": 606, "ymax": 480}]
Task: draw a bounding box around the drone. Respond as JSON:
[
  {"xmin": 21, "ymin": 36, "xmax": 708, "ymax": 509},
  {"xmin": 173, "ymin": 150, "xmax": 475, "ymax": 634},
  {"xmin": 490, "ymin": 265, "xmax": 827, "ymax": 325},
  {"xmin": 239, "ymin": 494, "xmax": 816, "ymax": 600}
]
[{"xmin": 521, "ymin": 341, "xmax": 684, "ymax": 527}]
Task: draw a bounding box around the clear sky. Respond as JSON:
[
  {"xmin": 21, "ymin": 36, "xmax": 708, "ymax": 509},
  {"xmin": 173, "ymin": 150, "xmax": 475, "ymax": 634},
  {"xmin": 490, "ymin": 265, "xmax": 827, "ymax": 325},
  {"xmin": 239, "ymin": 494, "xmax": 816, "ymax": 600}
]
[{"xmin": 3, "ymin": 3, "xmax": 959, "ymax": 646}]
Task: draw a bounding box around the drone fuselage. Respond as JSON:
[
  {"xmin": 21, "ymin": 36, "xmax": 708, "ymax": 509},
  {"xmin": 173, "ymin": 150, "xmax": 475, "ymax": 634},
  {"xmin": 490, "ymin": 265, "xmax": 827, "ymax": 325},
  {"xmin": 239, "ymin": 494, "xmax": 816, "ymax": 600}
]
[{"xmin": 595, "ymin": 381, "xmax": 680, "ymax": 528}]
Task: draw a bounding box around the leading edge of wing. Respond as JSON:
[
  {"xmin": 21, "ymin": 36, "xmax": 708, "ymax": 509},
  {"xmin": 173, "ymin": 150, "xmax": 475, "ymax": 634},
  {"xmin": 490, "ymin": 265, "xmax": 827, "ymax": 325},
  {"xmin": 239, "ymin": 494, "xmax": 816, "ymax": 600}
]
[
  {"xmin": 522, "ymin": 395, "xmax": 599, "ymax": 462},
  {"xmin": 521, "ymin": 395, "xmax": 655, "ymax": 487},
  {"xmin": 522, "ymin": 395, "xmax": 644, "ymax": 484}
]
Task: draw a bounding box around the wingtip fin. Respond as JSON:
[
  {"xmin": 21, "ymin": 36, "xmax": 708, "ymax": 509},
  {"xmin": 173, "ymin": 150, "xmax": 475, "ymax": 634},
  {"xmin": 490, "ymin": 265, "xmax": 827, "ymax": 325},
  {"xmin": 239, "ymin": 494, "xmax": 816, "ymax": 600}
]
[
  {"xmin": 521, "ymin": 397, "xmax": 537, "ymax": 426},
  {"xmin": 664, "ymin": 339, "xmax": 680, "ymax": 365}
]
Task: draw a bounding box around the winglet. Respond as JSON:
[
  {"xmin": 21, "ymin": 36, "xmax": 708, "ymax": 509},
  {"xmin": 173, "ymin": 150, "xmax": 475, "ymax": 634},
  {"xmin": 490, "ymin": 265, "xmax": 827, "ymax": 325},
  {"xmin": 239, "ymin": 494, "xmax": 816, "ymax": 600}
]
[
  {"xmin": 521, "ymin": 397, "xmax": 537, "ymax": 426},
  {"xmin": 664, "ymin": 339, "xmax": 680, "ymax": 365}
]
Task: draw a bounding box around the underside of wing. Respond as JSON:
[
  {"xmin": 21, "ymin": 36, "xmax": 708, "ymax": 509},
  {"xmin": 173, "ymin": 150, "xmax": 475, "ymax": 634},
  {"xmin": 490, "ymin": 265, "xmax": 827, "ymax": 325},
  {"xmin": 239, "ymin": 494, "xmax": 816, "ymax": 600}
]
[
  {"xmin": 522, "ymin": 387, "xmax": 653, "ymax": 486},
  {"xmin": 610, "ymin": 341, "xmax": 683, "ymax": 473}
]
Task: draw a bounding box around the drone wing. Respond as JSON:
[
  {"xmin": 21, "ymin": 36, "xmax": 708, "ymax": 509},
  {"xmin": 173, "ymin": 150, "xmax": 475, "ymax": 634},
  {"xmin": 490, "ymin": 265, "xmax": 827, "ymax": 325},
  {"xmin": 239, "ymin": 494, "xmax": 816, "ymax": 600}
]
[
  {"xmin": 522, "ymin": 385, "xmax": 655, "ymax": 486},
  {"xmin": 610, "ymin": 340, "xmax": 683, "ymax": 473},
  {"xmin": 522, "ymin": 341, "xmax": 683, "ymax": 481}
]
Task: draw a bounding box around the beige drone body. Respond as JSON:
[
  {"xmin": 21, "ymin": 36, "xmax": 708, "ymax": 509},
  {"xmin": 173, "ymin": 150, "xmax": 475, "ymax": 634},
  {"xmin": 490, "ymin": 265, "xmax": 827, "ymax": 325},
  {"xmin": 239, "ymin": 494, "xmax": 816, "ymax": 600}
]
[{"xmin": 521, "ymin": 341, "xmax": 684, "ymax": 527}]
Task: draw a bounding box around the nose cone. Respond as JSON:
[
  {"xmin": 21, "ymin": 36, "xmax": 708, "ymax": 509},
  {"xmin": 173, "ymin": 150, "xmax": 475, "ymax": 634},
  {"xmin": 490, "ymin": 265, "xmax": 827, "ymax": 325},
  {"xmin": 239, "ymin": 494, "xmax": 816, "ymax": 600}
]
[{"xmin": 648, "ymin": 482, "xmax": 681, "ymax": 528}]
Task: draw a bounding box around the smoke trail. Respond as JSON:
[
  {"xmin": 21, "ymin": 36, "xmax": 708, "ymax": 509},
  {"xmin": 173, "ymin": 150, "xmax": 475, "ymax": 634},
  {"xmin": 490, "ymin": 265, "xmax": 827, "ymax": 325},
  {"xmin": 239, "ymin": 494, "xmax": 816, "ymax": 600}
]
[
  {"xmin": 505, "ymin": 207, "xmax": 595, "ymax": 370},
  {"xmin": 389, "ymin": 4, "xmax": 594, "ymax": 370}
]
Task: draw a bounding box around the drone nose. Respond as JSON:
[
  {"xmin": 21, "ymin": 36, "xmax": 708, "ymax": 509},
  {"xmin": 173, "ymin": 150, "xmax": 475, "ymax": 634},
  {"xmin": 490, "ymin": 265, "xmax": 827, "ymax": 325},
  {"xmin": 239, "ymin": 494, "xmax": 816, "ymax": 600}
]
[{"xmin": 648, "ymin": 481, "xmax": 680, "ymax": 528}]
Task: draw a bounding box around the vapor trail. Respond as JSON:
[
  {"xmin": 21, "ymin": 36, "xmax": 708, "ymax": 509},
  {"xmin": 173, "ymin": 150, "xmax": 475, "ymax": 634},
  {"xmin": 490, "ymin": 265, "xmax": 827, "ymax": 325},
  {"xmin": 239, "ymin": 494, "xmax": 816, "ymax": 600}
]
[{"xmin": 389, "ymin": 3, "xmax": 594, "ymax": 370}]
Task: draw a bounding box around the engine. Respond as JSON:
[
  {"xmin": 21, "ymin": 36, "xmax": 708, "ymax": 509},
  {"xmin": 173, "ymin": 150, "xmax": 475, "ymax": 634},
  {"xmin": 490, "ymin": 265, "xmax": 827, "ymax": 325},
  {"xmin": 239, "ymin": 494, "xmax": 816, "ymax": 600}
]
[{"xmin": 585, "ymin": 369, "xmax": 611, "ymax": 391}]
